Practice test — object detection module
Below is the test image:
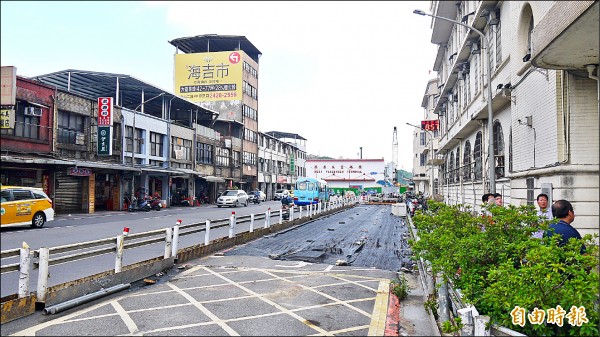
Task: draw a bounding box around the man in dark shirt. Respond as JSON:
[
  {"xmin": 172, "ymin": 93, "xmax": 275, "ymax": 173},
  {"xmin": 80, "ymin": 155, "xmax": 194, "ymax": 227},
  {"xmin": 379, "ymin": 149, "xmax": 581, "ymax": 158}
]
[{"xmin": 545, "ymin": 199, "xmax": 585, "ymax": 254}]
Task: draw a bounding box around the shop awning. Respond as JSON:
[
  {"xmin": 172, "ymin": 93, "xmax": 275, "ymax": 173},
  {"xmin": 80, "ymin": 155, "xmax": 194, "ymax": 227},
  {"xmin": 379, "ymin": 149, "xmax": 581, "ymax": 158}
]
[
  {"xmin": 171, "ymin": 168, "xmax": 201, "ymax": 177},
  {"xmin": 202, "ymin": 175, "xmax": 226, "ymax": 183}
]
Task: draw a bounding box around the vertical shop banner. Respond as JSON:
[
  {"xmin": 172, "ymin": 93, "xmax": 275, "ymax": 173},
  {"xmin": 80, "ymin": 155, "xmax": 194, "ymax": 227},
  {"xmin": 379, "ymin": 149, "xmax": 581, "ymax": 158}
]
[
  {"xmin": 1, "ymin": 66, "xmax": 16, "ymax": 106},
  {"xmin": 289, "ymin": 153, "xmax": 295, "ymax": 175},
  {"xmin": 174, "ymin": 51, "xmax": 243, "ymax": 102},
  {"xmin": 97, "ymin": 97, "xmax": 113, "ymax": 126},
  {"xmin": 97, "ymin": 126, "xmax": 112, "ymax": 155}
]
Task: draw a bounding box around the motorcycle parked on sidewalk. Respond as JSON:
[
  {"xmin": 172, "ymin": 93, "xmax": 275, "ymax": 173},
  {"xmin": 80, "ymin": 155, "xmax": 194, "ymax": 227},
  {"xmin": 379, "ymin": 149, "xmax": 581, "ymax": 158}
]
[
  {"xmin": 149, "ymin": 197, "xmax": 162, "ymax": 211},
  {"xmin": 127, "ymin": 195, "xmax": 152, "ymax": 212}
]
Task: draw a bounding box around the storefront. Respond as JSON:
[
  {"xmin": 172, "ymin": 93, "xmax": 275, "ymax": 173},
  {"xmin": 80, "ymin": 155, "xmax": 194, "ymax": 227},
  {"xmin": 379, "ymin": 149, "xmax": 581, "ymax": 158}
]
[{"xmin": 94, "ymin": 172, "xmax": 121, "ymax": 211}]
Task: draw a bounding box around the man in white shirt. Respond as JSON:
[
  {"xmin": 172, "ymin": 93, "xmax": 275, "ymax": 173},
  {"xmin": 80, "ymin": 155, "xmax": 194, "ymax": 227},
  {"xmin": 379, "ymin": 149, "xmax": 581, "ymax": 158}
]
[{"xmin": 533, "ymin": 193, "xmax": 553, "ymax": 238}]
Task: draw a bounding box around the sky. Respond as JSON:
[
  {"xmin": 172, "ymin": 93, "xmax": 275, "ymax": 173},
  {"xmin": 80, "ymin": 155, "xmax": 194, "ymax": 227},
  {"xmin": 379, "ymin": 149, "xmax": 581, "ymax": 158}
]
[{"xmin": 1, "ymin": 1, "xmax": 438, "ymax": 172}]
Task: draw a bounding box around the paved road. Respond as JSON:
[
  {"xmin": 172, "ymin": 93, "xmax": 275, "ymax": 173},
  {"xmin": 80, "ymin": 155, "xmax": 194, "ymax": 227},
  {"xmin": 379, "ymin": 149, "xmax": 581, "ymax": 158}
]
[
  {"xmin": 1, "ymin": 205, "xmax": 438, "ymax": 336},
  {"xmin": 0, "ymin": 201, "xmax": 290, "ymax": 298}
]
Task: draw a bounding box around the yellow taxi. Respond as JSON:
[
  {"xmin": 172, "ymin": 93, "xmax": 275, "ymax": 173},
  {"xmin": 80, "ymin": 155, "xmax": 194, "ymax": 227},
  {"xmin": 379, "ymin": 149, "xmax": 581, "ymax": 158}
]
[{"xmin": 1, "ymin": 185, "xmax": 55, "ymax": 228}]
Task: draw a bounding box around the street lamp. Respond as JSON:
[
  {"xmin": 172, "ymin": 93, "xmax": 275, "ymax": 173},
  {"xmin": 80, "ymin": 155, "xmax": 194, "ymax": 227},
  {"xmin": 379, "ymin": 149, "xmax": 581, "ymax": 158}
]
[
  {"xmin": 406, "ymin": 122, "xmax": 435, "ymax": 196},
  {"xmin": 413, "ymin": 9, "xmax": 495, "ymax": 193}
]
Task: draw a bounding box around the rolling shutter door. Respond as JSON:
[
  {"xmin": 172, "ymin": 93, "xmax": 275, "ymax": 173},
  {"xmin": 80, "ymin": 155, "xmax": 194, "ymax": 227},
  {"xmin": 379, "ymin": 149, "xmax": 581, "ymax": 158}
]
[{"xmin": 54, "ymin": 171, "xmax": 83, "ymax": 214}]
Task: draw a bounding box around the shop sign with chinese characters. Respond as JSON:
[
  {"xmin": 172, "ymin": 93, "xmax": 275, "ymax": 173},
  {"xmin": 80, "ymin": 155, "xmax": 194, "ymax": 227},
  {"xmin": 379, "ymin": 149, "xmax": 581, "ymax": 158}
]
[
  {"xmin": 97, "ymin": 97, "xmax": 113, "ymax": 126},
  {"xmin": 0, "ymin": 107, "xmax": 15, "ymax": 129},
  {"xmin": 97, "ymin": 126, "xmax": 112, "ymax": 155}
]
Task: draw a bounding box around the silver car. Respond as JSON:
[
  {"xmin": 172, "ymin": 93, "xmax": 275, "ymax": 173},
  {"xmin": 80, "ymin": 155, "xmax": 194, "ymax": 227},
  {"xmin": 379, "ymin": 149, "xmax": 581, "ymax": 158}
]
[{"xmin": 217, "ymin": 190, "xmax": 249, "ymax": 208}]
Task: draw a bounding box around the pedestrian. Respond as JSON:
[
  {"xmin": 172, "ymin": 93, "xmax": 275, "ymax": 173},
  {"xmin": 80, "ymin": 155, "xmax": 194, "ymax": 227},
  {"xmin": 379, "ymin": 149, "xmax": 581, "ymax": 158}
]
[
  {"xmin": 531, "ymin": 193, "xmax": 553, "ymax": 239},
  {"xmin": 481, "ymin": 193, "xmax": 492, "ymax": 204},
  {"xmin": 545, "ymin": 199, "xmax": 585, "ymax": 254},
  {"xmin": 493, "ymin": 193, "xmax": 503, "ymax": 206}
]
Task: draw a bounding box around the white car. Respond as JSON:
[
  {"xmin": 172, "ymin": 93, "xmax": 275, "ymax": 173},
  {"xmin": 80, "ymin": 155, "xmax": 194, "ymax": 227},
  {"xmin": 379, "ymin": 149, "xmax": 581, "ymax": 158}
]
[
  {"xmin": 274, "ymin": 189, "xmax": 289, "ymax": 201},
  {"xmin": 217, "ymin": 190, "xmax": 249, "ymax": 208},
  {"xmin": 249, "ymin": 191, "xmax": 267, "ymax": 202}
]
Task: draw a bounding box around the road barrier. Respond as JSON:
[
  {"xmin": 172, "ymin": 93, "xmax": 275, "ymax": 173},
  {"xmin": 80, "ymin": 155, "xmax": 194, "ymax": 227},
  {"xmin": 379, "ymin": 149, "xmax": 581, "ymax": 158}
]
[{"xmin": 0, "ymin": 197, "xmax": 359, "ymax": 323}]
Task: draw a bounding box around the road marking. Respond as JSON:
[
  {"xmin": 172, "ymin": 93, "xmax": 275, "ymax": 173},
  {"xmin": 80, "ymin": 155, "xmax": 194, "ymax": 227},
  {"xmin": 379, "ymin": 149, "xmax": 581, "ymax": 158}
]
[
  {"xmin": 111, "ymin": 300, "xmax": 139, "ymax": 334},
  {"xmin": 275, "ymin": 261, "xmax": 311, "ymax": 268},
  {"xmin": 166, "ymin": 281, "xmax": 240, "ymax": 336},
  {"xmin": 202, "ymin": 267, "xmax": 333, "ymax": 336},
  {"xmin": 324, "ymin": 265, "xmax": 334, "ymax": 272},
  {"xmin": 367, "ymin": 280, "xmax": 390, "ymax": 336}
]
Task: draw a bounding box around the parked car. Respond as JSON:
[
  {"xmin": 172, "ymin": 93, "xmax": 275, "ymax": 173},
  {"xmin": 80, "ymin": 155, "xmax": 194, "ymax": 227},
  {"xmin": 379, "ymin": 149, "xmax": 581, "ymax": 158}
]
[
  {"xmin": 274, "ymin": 189, "xmax": 289, "ymax": 201},
  {"xmin": 1, "ymin": 185, "xmax": 55, "ymax": 228},
  {"xmin": 216, "ymin": 190, "xmax": 249, "ymax": 208},
  {"xmin": 249, "ymin": 190, "xmax": 267, "ymax": 202}
]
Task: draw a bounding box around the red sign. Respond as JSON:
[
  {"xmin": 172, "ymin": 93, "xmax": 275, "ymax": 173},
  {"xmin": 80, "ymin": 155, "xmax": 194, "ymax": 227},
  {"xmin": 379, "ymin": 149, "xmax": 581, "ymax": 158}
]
[
  {"xmin": 229, "ymin": 52, "xmax": 240, "ymax": 64},
  {"xmin": 97, "ymin": 97, "xmax": 113, "ymax": 126},
  {"xmin": 68, "ymin": 167, "xmax": 93, "ymax": 176},
  {"xmin": 42, "ymin": 174, "xmax": 49, "ymax": 195},
  {"xmin": 421, "ymin": 119, "xmax": 439, "ymax": 131}
]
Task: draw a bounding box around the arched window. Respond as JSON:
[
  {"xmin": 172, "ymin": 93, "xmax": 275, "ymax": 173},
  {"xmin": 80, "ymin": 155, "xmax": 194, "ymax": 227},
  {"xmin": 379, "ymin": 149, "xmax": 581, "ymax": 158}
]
[
  {"xmin": 463, "ymin": 141, "xmax": 471, "ymax": 181},
  {"xmin": 493, "ymin": 121, "xmax": 505, "ymax": 178},
  {"xmin": 448, "ymin": 152, "xmax": 455, "ymax": 184},
  {"xmin": 455, "ymin": 147, "xmax": 460, "ymax": 183},
  {"xmin": 474, "ymin": 132, "xmax": 483, "ymax": 180}
]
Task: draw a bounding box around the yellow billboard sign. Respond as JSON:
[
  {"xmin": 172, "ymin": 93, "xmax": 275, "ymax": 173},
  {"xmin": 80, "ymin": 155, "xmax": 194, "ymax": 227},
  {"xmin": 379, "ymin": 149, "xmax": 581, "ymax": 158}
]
[
  {"xmin": 174, "ymin": 51, "xmax": 243, "ymax": 102},
  {"xmin": 0, "ymin": 108, "xmax": 15, "ymax": 129}
]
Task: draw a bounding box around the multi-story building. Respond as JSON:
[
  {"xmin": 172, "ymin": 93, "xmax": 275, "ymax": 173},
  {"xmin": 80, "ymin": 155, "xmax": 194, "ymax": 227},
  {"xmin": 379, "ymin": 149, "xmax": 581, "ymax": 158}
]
[
  {"xmin": 417, "ymin": 1, "xmax": 598, "ymax": 236},
  {"xmin": 169, "ymin": 34, "xmax": 262, "ymax": 192},
  {"xmin": 410, "ymin": 78, "xmax": 442, "ymax": 196},
  {"xmin": 258, "ymin": 131, "xmax": 307, "ymax": 198},
  {"xmin": 2, "ymin": 68, "xmax": 218, "ymax": 212}
]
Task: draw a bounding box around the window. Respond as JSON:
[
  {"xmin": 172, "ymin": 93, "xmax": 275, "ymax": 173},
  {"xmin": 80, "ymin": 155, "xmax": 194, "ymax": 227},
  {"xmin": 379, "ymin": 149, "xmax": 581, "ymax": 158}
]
[
  {"xmin": 526, "ymin": 178, "xmax": 535, "ymax": 206},
  {"xmin": 125, "ymin": 126, "xmax": 133, "ymax": 152},
  {"xmin": 126, "ymin": 126, "xmax": 143, "ymax": 154},
  {"xmin": 171, "ymin": 137, "xmax": 192, "ymax": 161},
  {"xmin": 216, "ymin": 147, "xmax": 230, "ymax": 166},
  {"xmin": 150, "ymin": 132, "xmax": 164, "ymax": 157},
  {"xmin": 448, "ymin": 152, "xmax": 455, "ymax": 184},
  {"xmin": 57, "ymin": 110, "xmax": 84, "ymax": 144},
  {"xmin": 455, "ymin": 147, "xmax": 460, "ymax": 183},
  {"xmin": 196, "ymin": 142, "xmax": 212, "ymax": 164},
  {"xmin": 233, "ymin": 151, "xmax": 240, "ymax": 166},
  {"xmin": 242, "ymin": 105, "xmax": 257, "ymax": 120},
  {"xmin": 243, "ymin": 151, "xmax": 256, "ymax": 165},
  {"xmin": 473, "ymin": 54, "xmax": 479, "ymax": 95},
  {"xmin": 463, "ymin": 141, "xmax": 472, "ymax": 181},
  {"xmin": 419, "ymin": 132, "xmax": 426, "ymax": 146},
  {"xmin": 1, "ymin": 102, "xmax": 41, "ymax": 140},
  {"xmin": 244, "ymin": 128, "xmax": 257, "ymax": 143},
  {"xmin": 474, "ymin": 132, "xmax": 483, "ymax": 180},
  {"xmin": 243, "ymin": 61, "xmax": 258, "ymax": 78},
  {"xmin": 495, "ymin": 21, "xmax": 502, "ymax": 67},
  {"xmin": 419, "ymin": 153, "xmax": 427, "ymax": 167},
  {"xmin": 243, "ymin": 81, "xmax": 258, "ymax": 100},
  {"xmin": 493, "ymin": 121, "xmax": 505, "ymax": 179},
  {"xmin": 13, "ymin": 190, "xmax": 33, "ymax": 201}
]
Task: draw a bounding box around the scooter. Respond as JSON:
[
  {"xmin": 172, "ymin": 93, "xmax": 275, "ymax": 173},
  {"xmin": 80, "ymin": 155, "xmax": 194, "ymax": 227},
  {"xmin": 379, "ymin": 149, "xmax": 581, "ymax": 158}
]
[
  {"xmin": 128, "ymin": 195, "xmax": 152, "ymax": 212},
  {"xmin": 251, "ymin": 194, "xmax": 261, "ymax": 204},
  {"xmin": 281, "ymin": 204, "xmax": 290, "ymax": 220},
  {"xmin": 150, "ymin": 197, "xmax": 162, "ymax": 211}
]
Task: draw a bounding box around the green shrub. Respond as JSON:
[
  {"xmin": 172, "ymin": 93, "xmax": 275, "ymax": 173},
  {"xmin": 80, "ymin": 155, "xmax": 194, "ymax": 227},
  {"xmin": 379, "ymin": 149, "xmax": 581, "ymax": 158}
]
[
  {"xmin": 410, "ymin": 201, "xmax": 599, "ymax": 336},
  {"xmin": 391, "ymin": 276, "xmax": 410, "ymax": 300}
]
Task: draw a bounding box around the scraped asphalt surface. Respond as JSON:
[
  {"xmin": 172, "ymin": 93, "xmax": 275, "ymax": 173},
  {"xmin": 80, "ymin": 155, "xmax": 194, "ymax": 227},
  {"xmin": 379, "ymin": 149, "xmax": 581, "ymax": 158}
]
[{"xmin": 226, "ymin": 204, "xmax": 414, "ymax": 272}]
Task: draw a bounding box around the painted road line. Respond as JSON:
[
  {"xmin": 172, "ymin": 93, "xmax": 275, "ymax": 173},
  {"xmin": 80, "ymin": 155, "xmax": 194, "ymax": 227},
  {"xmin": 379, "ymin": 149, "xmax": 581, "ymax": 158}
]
[
  {"xmin": 202, "ymin": 266, "xmax": 333, "ymax": 336},
  {"xmin": 111, "ymin": 300, "xmax": 139, "ymax": 334},
  {"xmin": 367, "ymin": 280, "xmax": 390, "ymax": 336},
  {"xmin": 166, "ymin": 281, "xmax": 240, "ymax": 336}
]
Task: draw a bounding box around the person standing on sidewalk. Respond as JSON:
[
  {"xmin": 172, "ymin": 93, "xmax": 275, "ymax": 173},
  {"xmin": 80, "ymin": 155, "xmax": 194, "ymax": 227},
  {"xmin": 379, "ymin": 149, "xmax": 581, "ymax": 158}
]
[
  {"xmin": 532, "ymin": 193, "xmax": 553, "ymax": 238},
  {"xmin": 545, "ymin": 199, "xmax": 585, "ymax": 254}
]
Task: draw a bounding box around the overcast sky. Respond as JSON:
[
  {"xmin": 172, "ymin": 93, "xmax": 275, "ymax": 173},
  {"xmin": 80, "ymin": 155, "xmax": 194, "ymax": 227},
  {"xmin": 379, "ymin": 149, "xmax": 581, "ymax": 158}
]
[{"xmin": 1, "ymin": 1, "xmax": 438, "ymax": 171}]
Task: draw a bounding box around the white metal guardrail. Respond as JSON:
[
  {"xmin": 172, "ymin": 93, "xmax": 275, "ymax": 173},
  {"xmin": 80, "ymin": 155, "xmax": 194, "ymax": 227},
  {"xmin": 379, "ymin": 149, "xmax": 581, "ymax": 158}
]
[{"xmin": 1, "ymin": 197, "xmax": 357, "ymax": 303}]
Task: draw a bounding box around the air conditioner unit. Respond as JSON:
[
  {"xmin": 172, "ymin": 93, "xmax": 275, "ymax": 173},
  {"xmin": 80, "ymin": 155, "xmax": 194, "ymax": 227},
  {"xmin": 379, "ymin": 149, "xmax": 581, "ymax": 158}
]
[{"xmin": 24, "ymin": 107, "xmax": 42, "ymax": 116}]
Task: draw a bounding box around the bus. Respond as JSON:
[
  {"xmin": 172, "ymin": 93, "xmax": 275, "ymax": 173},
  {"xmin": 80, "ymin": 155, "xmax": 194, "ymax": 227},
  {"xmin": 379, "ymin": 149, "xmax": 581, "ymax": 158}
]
[{"xmin": 293, "ymin": 177, "xmax": 330, "ymax": 206}]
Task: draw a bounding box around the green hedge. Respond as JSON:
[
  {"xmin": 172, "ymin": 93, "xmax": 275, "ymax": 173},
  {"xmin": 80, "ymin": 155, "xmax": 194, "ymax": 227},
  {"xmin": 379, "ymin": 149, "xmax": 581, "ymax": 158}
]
[{"xmin": 409, "ymin": 201, "xmax": 599, "ymax": 336}]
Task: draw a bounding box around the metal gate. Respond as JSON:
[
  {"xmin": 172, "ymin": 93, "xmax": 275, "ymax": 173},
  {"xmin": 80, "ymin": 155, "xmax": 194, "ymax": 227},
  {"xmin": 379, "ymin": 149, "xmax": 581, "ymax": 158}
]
[{"xmin": 54, "ymin": 171, "xmax": 83, "ymax": 214}]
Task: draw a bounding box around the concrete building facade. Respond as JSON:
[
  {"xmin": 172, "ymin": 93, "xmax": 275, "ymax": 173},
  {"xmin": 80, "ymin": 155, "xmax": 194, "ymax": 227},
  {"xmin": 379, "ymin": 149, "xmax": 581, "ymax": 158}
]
[{"xmin": 418, "ymin": 1, "xmax": 598, "ymax": 236}]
